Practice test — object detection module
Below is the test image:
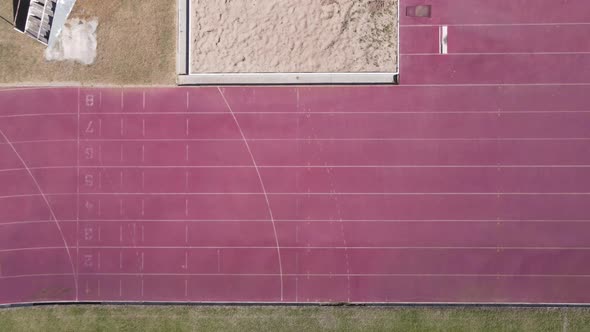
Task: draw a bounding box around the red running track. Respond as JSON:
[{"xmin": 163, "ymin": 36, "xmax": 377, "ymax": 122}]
[{"xmin": 1, "ymin": 0, "xmax": 590, "ymax": 304}]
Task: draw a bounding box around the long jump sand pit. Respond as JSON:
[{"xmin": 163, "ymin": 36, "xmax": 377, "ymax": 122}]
[{"xmin": 190, "ymin": 0, "xmax": 399, "ymax": 75}]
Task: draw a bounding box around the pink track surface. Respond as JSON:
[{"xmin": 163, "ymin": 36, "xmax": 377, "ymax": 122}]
[{"xmin": 2, "ymin": 1, "xmax": 590, "ymax": 305}]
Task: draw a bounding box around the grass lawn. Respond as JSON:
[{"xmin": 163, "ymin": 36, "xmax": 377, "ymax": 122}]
[
  {"xmin": 1, "ymin": 305, "xmax": 589, "ymax": 332},
  {"xmin": 0, "ymin": 0, "xmax": 176, "ymax": 85}
]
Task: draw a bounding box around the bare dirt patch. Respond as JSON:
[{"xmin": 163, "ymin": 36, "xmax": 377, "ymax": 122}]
[
  {"xmin": 190, "ymin": 0, "xmax": 398, "ymax": 73},
  {"xmin": 0, "ymin": 0, "xmax": 176, "ymax": 85}
]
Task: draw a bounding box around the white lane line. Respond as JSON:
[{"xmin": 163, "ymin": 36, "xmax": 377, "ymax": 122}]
[
  {"xmin": 75, "ymin": 245, "xmax": 590, "ymax": 250},
  {"xmin": 5, "ymin": 218, "xmax": 590, "ymax": 224},
  {"xmin": 8, "ymin": 137, "xmax": 590, "ymax": 145},
  {"xmin": 69, "ymin": 273, "xmax": 590, "ymax": 278},
  {"xmin": 403, "ymin": 51, "xmax": 590, "ymax": 56},
  {"xmin": 0, "ymin": 129, "xmax": 79, "ymax": 296},
  {"xmin": 76, "ymin": 87, "xmax": 81, "ymax": 301},
  {"xmin": 7, "ymin": 164, "xmax": 590, "ymax": 174},
  {"xmin": 4, "ymin": 272, "xmax": 590, "ymax": 279},
  {"xmin": 142, "ymin": 91, "xmax": 146, "ymax": 110},
  {"xmin": 400, "ymin": 22, "xmax": 590, "ymax": 27},
  {"xmin": 0, "ymin": 113, "xmax": 74, "ymax": 119},
  {"xmin": 4, "ymin": 192, "xmax": 590, "ymax": 200},
  {"xmin": 6, "ymin": 245, "xmax": 590, "ymax": 254},
  {"xmin": 218, "ymin": 87, "xmax": 284, "ymax": 301}
]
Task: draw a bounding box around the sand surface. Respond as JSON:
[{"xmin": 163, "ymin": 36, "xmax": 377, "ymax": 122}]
[{"xmin": 191, "ymin": 0, "xmax": 398, "ymax": 73}]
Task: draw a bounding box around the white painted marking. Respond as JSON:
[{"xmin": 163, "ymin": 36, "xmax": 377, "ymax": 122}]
[
  {"xmin": 119, "ymin": 251, "xmax": 123, "ymax": 269},
  {"xmin": 186, "ymin": 91, "xmax": 190, "ymax": 109},
  {"xmin": 186, "ymin": 118, "xmax": 190, "ymax": 136},
  {"xmin": 141, "ymin": 199, "xmax": 145, "ymax": 216},
  {"xmin": 217, "ymin": 249, "xmax": 221, "ymax": 272},
  {"xmin": 85, "ymin": 94, "xmax": 94, "ymax": 107},
  {"xmin": 142, "ymin": 91, "xmax": 146, "ymax": 110},
  {"xmin": 295, "ymin": 252, "xmax": 299, "ymax": 302},
  {"xmin": 120, "ymin": 118, "xmax": 125, "ymax": 136},
  {"xmin": 141, "ymin": 145, "xmax": 145, "ymax": 163},
  {"xmin": 84, "ymin": 174, "xmax": 94, "ymax": 187},
  {"xmin": 185, "ymin": 199, "xmax": 189, "ymax": 217},
  {"xmin": 120, "ymin": 170, "xmax": 124, "ymax": 186},
  {"xmin": 99, "ymin": 92, "xmax": 102, "ymax": 107},
  {"xmin": 185, "ymin": 144, "xmax": 189, "ymax": 162},
  {"xmin": 141, "ymin": 252, "xmax": 145, "ymax": 271},
  {"xmin": 440, "ymin": 25, "xmax": 448, "ymax": 54},
  {"xmin": 184, "ymin": 251, "xmax": 188, "ymax": 270},
  {"xmin": 119, "ymin": 226, "xmax": 123, "ymax": 243},
  {"xmin": 84, "ymin": 146, "xmax": 94, "ymax": 160},
  {"xmin": 185, "ymin": 171, "xmax": 189, "ymax": 191},
  {"xmin": 119, "ymin": 279, "xmax": 122, "ymax": 296},
  {"xmin": 120, "ymin": 91, "xmax": 124, "ymax": 109},
  {"xmin": 98, "ymin": 199, "xmax": 102, "ymax": 216},
  {"xmin": 184, "ymin": 279, "xmax": 188, "ymax": 297},
  {"xmin": 185, "ymin": 224, "xmax": 189, "ymax": 244},
  {"xmin": 85, "ymin": 121, "xmax": 95, "ymax": 134},
  {"xmin": 0, "ymin": 109, "xmax": 86, "ymax": 294},
  {"xmin": 218, "ymin": 87, "xmax": 284, "ymax": 300},
  {"xmin": 141, "ymin": 225, "xmax": 145, "ymax": 242},
  {"xmin": 83, "ymin": 225, "xmax": 94, "ymax": 240}
]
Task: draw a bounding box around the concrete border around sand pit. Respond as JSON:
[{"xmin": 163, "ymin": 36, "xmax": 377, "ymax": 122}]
[{"xmin": 177, "ymin": 0, "xmax": 399, "ymax": 85}]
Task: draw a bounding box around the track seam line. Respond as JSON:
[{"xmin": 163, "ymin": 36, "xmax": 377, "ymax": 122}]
[
  {"xmin": 76, "ymin": 87, "xmax": 81, "ymax": 302},
  {"xmin": 0, "ymin": 129, "xmax": 79, "ymax": 297},
  {"xmin": 217, "ymin": 87, "xmax": 285, "ymax": 301}
]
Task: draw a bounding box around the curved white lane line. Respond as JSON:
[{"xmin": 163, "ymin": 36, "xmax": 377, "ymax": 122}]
[
  {"xmin": 0, "ymin": 129, "xmax": 79, "ymax": 296},
  {"xmin": 217, "ymin": 87, "xmax": 284, "ymax": 301}
]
